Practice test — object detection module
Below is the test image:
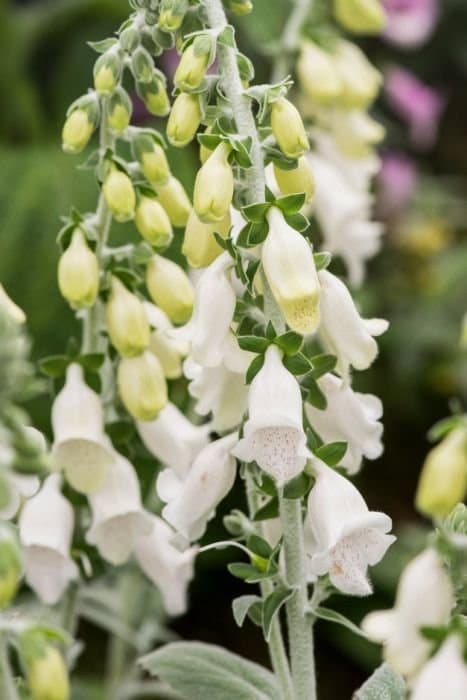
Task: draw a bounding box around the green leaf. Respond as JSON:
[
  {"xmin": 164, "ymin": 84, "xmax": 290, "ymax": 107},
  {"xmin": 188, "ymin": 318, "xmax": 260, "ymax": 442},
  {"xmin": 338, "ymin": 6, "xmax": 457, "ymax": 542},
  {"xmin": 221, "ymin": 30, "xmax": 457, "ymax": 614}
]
[
  {"xmin": 265, "ymin": 321, "xmax": 277, "ymax": 340},
  {"xmin": 248, "ymin": 222, "xmax": 269, "ymax": 246},
  {"xmin": 232, "ymin": 595, "xmax": 262, "ymax": 628},
  {"xmin": 314, "ymin": 607, "xmax": 369, "ymax": 639},
  {"xmin": 283, "ymin": 472, "xmax": 313, "ymax": 499},
  {"xmin": 237, "ymin": 336, "xmax": 270, "ymax": 354},
  {"xmin": 305, "ymin": 380, "xmax": 327, "ymax": 410},
  {"xmin": 242, "ymin": 202, "xmax": 271, "ymax": 223},
  {"xmin": 309, "ymin": 353, "xmax": 337, "ymax": 379},
  {"xmin": 314, "ymin": 251, "xmax": 332, "ymax": 270},
  {"xmin": 139, "ymin": 642, "xmax": 281, "ymax": 700},
  {"xmin": 262, "ymin": 585, "xmax": 294, "ymax": 642},
  {"xmin": 314, "ymin": 442, "xmax": 347, "ymax": 467},
  {"xmin": 218, "ymin": 25, "xmax": 236, "ymax": 48},
  {"xmin": 274, "ymin": 331, "xmax": 303, "ymax": 356},
  {"xmin": 87, "ymin": 38, "xmax": 118, "ymax": 53},
  {"xmin": 253, "ymin": 497, "xmax": 279, "ymax": 521},
  {"xmin": 275, "ymin": 193, "xmax": 306, "ymax": 215},
  {"xmin": 246, "ymin": 354, "xmax": 265, "ymax": 384},
  {"xmin": 352, "ymin": 663, "xmax": 406, "ymax": 700},
  {"xmin": 39, "ymin": 355, "xmax": 69, "ymax": 378},
  {"xmin": 283, "ymin": 353, "xmax": 310, "ymax": 375},
  {"xmin": 284, "ymin": 212, "xmax": 309, "ymax": 231},
  {"xmin": 247, "ymin": 535, "xmax": 272, "ymax": 560},
  {"xmin": 228, "ymin": 563, "xmax": 274, "ymax": 583},
  {"xmin": 79, "ymin": 353, "xmax": 105, "ymax": 372}
]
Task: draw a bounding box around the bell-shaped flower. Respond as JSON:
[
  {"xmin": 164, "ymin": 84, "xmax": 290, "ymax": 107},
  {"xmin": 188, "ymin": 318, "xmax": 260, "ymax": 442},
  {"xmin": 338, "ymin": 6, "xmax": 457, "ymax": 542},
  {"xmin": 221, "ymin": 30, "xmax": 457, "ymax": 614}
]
[
  {"xmin": 135, "ymin": 514, "xmax": 197, "ymax": 616},
  {"xmin": 232, "ymin": 345, "xmax": 308, "ymax": 485},
  {"xmin": 117, "ymin": 350, "xmax": 168, "ymax": 421},
  {"xmin": 159, "ymin": 432, "xmax": 238, "ymax": 543},
  {"xmin": 306, "ymin": 459, "xmax": 395, "ymax": 596},
  {"xmin": 318, "ymin": 269, "xmax": 388, "ymax": 377},
  {"xmin": 305, "ymin": 374, "xmax": 383, "ymax": 475},
  {"xmin": 273, "ymin": 157, "xmax": 315, "ymax": 203},
  {"xmin": 270, "ymin": 97, "xmax": 309, "ymax": 159},
  {"xmin": 144, "ymin": 302, "xmax": 188, "ymax": 379},
  {"xmin": 146, "ymin": 254, "xmax": 194, "ymax": 324},
  {"xmin": 86, "ymin": 451, "xmax": 152, "ymax": 565},
  {"xmin": 262, "ymin": 207, "xmax": 321, "ymax": 335},
  {"xmin": 410, "ymin": 634, "xmax": 467, "ymax": 700},
  {"xmin": 166, "ymin": 93, "xmax": 201, "ymax": 148},
  {"xmin": 0, "ymin": 472, "xmax": 40, "ymax": 520},
  {"xmin": 19, "ymin": 475, "xmax": 79, "ymax": 604},
  {"xmin": 334, "ymin": 39, "xmax": 382, "ymax": 109},
  {"xmin": 58, "ymin": 228, "xmax": 99, "ymax": 310},
  {"xmin": 361, "ymin": 548, "xmax": 454, "ymax": 678},
  {"xmin": 51, "ymin": 363, "xmax": 113, "ymax": 494},
  {"xmin": 297, "ymin": 40, "xmax": 342, "ymax": 104},
  {"xmin": 182, "ymin": 208, "xmax": 231, "ymax": 269},
  {"xmin": 136, "ymin": 401, "xmax": 210, "ymax": 479},
  {"xmin": 194, "ymin": 143, "xmax": 234, "ymax": 223},
  {"xmin": 174, "ymin": 253, "xmax": 236, "ymax": 367}
]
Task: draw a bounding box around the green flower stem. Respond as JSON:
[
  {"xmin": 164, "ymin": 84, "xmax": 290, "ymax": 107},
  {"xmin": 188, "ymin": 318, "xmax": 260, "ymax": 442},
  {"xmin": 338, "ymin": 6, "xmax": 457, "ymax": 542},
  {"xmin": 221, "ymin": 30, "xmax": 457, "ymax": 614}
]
[
  {"xmin": 279, "ymin": 494, "xmax": 316, "ymax": 700},
  {"xmin": 0, "ymin": 635, "xmax": 19, "ymax": 700},
  {"xmin": 271, "ymin": 0, "xmax": 311, "ymax": 83}
]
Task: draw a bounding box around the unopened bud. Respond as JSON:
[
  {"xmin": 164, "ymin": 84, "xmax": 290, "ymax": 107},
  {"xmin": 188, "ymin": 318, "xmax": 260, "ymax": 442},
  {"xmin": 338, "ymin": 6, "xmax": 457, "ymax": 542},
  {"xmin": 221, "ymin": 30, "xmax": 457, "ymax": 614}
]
[
  {"xmin": 119, "ymin": 25, "xmax": 139, "ymax": 53},
  {"xmin": 273, "ymin": 157, "xmax": 315, "ymax": 202},
  {"xmin": 227, "ymin": 0, "xmax": 253, "ymax": 15},
  {"xmin": 133, "ymin": 135, "xmax": 171, "ymax": 185},
  {"xmin": 334, "ymin": 40, "xmax": 382, "ymax": 108},
  {"xmin": 138, "ymin": 78, "xmax": 171, "ymax": 117},
  {"xmin": 62, "ymin": 108, "xmax": 95, "ymax": 154},
  {"xmin": 58, "ymin": 229, "xmax": 99, "ymax": 309},
  {"xmin": 444, "ymin": 503, "xmax": 467, "ymax": 539},
  {"xmin": 271, "ymin": 97, "xmax": 309, "ymax": 159},
  {"xmin": 166, "ymin": 93, "xmax": 201, "ymax": 147},
  {"xmin": 158, "ymin": 0, "xmax": 189, "ymax": 32},
  {"xmin": 183, "ymin": 208, "xmax": 231, "ymax": 268},
  {"xmin": 297, "ymin": 41, "xmax": 342, "ymax": 105},
  {"xmin": 331, "ymin": 110, "xmax": 385, "ymax": 157},
  {"xmin": 0, "ymin": 524, "xmax": 21, "ymax": 610},
  {"xmin": 146, "ymin": 254, "xmax": 194, "ymax": 324},
  {"xmin": 199, "ymin": 127, "xmax": 214, "ymax": 163},
  {"xmin": 333, "ymin": 0, "xmax": 387, "ymax": 34},
  {"xmin": 102, "ymin": 167, "xmax": 136, "ymax": 222},
  {"xmin": 193, "ymin": 142, "xmax": 233, "ymax": 222},
  {"xmin": 107, "ymin": 87, "xmax": 132, "ymax": 132},
  {"xmin": 135, "ymin": 195, "xmax": 173, "ymax": 248},
  {"xmin": 131, "ymin": 46, "xmax": 154, "ymax": 83},
  {"xmin": 174, "ymin": 36, "xmax": 211, "ymax": 91},
  {"xmin": 93, "ymin": 51, "xmax": 122, "ymax": 95},
  {"xmin": 0, "ymin": 284, "xmax": 26, "ymax": 323},
  {"xmin": 106, "ymin": 276, "xmax": 150, "ymax": 357},
  {"xmin": 118, "ymin": 351, "xmax": 168, "ymax": 420},
  {"xmin": 155, "ymin": 176, "xmax": 191, "ymax": 227},
  {"xmin": 20, "ymin": 632, "xmax": 70, "ymax": 700},
  {"xmin": 416, "ymin": 427, "xmax": 467, "ymax": 519}
]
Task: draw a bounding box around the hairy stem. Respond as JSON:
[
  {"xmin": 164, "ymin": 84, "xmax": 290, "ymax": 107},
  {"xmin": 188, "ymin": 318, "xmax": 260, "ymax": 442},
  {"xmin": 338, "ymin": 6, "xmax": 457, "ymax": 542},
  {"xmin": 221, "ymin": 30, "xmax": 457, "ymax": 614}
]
[
  {"xmin": 0, "ymin": 636, "xmax": 19, "ymax": 700},
  {"xmin": 271, "ymin": 0, "xmax": 310, "ymax": 83},
  {"xmin": 279, "ymin": 495, "xmax": 316, "ymax": 700}
]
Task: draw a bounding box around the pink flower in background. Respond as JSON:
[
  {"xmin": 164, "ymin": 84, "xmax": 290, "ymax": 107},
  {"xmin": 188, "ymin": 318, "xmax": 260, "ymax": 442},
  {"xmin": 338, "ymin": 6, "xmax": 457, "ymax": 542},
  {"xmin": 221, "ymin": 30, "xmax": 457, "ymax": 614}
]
[
  {"xmin": 383, "ymin": 0, "xmax": 440, "ymax": 48},
  {"xmin": 377, "ymin": 152, "xmax": 418, "ymax": 218},
  {"xmin": 385, "ymin": 67, "xmax": 446, "ymax": 150}
]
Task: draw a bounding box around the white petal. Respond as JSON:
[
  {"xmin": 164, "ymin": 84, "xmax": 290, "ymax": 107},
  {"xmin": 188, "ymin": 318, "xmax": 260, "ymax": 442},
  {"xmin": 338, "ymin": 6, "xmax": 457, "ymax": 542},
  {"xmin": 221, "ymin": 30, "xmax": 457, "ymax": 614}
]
[
  {"xmin": 411, "ymin": 635, "xmax": 467, "ymax": 700},
  {"xmin": 23, "ymin": 546, "xmax": 78, "ymax": 605}
]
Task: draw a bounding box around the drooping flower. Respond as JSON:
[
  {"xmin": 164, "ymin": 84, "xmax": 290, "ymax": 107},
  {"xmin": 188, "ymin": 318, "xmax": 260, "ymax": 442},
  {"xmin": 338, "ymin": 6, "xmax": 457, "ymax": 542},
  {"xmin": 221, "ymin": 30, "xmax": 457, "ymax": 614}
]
[
  {"xmin": 262, "ymin": 206, "xmax": 321, "ymax": 335},
  {"xmin": 318, "ymin": 269, "xmax": 388, "ymax": 377},
  {"xmin": 57, "ymin": 229, "xmax": 99, "ymax": 310},
  {"xmin": 0, "ymin": 472, "xmax": 40, "ymax": 520},
  {"xmin": 270, "ymin": 97, "xmax": 309, "ymax": 159},
  {"xmin": 194, "ymin": 142, "xmax": 234, "ymax": 223},
  {"xmin": 382, "ymin": 0, "xmax": 439, "ymax": 49},
  {"xmin": 144, "ymin": 301, "xmax": 189, "ymax": 379},
  {"xmin": 305, "ymin": 374, "xmax": 383, "ymax": 474},
  {"xmin": 117, "ymin": 350, "xmax": 168, "ymax": 421},
  {"xmin": 51, "ymin": 363, "xmax": 114, "ymax": 494},
  {"xmin": 135, "ymin": 514, "xmax": 197, "ymax": 616},
  {"xmin": 296, "ymin": 40, "xmax": 342, "ymax": 105},
  {"xmin": 362, "ymin": 548, "xmax": 454, "ymax": 678},
  {"xmin": 86, "ymin": 451, "xmax": 152, "ymax": 565},
  {"xmin": 105, "ymin": 276, "xmax": 150, "ymax": 357},
  {"xmin": 232, "ymin": 345, "xmax": 308, "ymax": 485},
  {"xmin": 333, "ymin": 39, "xmax": 382, "ymax": 109},
  {"xmin": 306, "ymin": 459, "xmax": 395, "ymax": 595},
  {"xmin": 19, "ymin": 475, "xmax": 79, "ymax": 605},
  {"xmin": 136, "ymin": 401, "xmax": 210, "ymax": 479},
  {"xmin": 410, "ymin": 634, "xmax": 467, "ymax": 700},
  {"xmin": 146, "ymin": 254, "xmax": 194, "ymax": 324},
  {"xmin": 158, "ymin": 432, "xmax": 238, "ymax": 543}
]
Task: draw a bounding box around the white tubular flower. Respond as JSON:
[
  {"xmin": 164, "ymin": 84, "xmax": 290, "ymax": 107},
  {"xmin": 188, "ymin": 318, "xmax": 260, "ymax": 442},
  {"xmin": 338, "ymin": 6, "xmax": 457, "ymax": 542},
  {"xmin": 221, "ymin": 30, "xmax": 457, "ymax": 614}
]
[
  {"xmin": 51, "ymin": 363, "xmax": 113, "ymax": 494},
  {"xmin": 306, "ymin": 460, "xmax": 395, "ymax": 596},
  {"xmin": 159, "ymin": 432, "xmax": 238, "ymax": 543},
  {"xmin": 305, "ymin": 374, "xmax": 383, "ymax": 475},
  {"xmin": 174, "ymin": 253, "xmax": 236, "ymax": 367},
  {"xmin": 19, "ymin": 475, "xmax": 78, "ymax": 605},
  {"xmin": 410, "ymin": 635, "xmax": 467, "ymax": 700},
  {"xmin": 136, "ymin": 402, "xmax": 210, "ymax": 479},
  {"xmin": 262, "ymin": 207, "xmax": 321, "ymax": 335},
  {"xmin": 232, "ymin": 345, "xmax": 308, "ymax": 485},
  {"xmin": 318, "ymin": 269, "xmax": 388, "ymax": 378},
  {"xmin": 0, "ymin": 283, "xmax": 26, "ymax": 323},
  {"xmin": 0, "ymin": 473, "xmax": 40, "ymax": 520},
  {"xmin": 361, "ymin": 548, "xmax": 455, "ymax": 679},
  {"xmin": 144, "ymin": 302, "xmax": 188, "ymax": 379},
  {"xmin": 135, "ymin": 514, "xmax": 197, "ymax": 616},
  {"xmin": 312, "ymin": 129, "xmax": 381, "ymax": 193},
  {"xmin": 86, "ymin": 452, "xmax": 152, "ymax": 565},
  {"xmin": 329, "ymin": 109, "xmax": 385, "ymax": 158}
]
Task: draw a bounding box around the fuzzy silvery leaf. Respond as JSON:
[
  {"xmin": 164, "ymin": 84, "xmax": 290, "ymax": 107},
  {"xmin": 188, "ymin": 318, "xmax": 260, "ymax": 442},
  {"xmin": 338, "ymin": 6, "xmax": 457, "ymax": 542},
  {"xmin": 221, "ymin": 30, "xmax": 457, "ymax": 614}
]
[{"xmin": 352, "ymin": 663, "xmax": 406, "ymax": 700}]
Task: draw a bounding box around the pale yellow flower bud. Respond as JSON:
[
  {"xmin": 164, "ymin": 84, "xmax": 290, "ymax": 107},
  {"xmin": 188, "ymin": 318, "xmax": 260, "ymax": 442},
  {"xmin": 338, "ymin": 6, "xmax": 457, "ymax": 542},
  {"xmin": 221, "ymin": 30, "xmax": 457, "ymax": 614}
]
[
  {"xmin": 193, "ymin": 142, "xmax": 233, "ymax": 223},
  {"xmin": 331, "ymin": 110, "xmax": 385, "ymax": 158},
  {"xmin": 228, "ymin": 0, "xmax": 253, "ymax": 15},
  {"xmin": 174, "ymin": 39, "xmax": 210, "ymax": 91},
  {"xmin": 155, "ymin": 176, "xmax": 191, "ymax": 227},
  {"xmin": 182, "ymin": 208, "xmax": 231, "ymax": 268},
  {"xmin": 118, "ymin": 351, "xmax": 168, "ymax": 421},
  {"xmin": 297, "ymin": 41, "xmax": 342, "ymax": 105},
  {"xmin": 107, "ymin": 88, "xmax": 132, "ymax": 133},
  {"xmin": 333, "ymin": 0, "xmax": 387, "ymax": 34},
  {"xmin": 273, "ymin": 157, "xmax": 315, "ymax": 202},
  {"xmin": 105, "ymin": 276, "xmax": 150, "ymax": 357},
  {"xmin": 146, "ymin": 255, "xmax": 194, "ymax": 324},
  {"xmin": 166, "ymin": 93, "xmax": 201, "ymax": 148},
  {"xmin": 138, "ymin": 79, "xmax": 171, "ymax": 117},
  {"xmin": 102, "ymin": 168, "xmax": 136, "ymax": 222},
  {"xmin": 133, "ymin": 135, "xmax": 171, "ymax": 185},
  {"xmin": 271, "ymin": 97, "xmax": 310, "ymax": 159},
  {"xmin": 416, "ymin": 427, "xmax": 467, "ymax": 519},
  {"xmin": 62, "ymin": 109, "xmax": 95, "ymax": 154},
  {"xmin": 26, "ymin": 645, "xmax": 70, "ymax": 700},
  {"xmin": 93, "ymin": 52, "xmax": 121, "ymax": 95},
  {"xmin": 0, "ymin": 284, "xmax": 26, "ymax": 323},
  {"xmin": 199, "ymin": 129, "xmax": 214, "ymax": 164},
  {"xmin": 158, "ymin": 0, "xmax": 188, "ymax": 32},
  {"xmin": 58, "ymin": 229, "xmax": 99, "ymax": 309},
  {"xmin": 334, "ymin": 40, "xmax": 382, "ymax": 108},
  {"xmin": 135, "ymin": 196, "xmax": 173, "ymax": 248},
  {"xmin": 0, "ymin": 529, "xmax": 21, "ymax": 610}
]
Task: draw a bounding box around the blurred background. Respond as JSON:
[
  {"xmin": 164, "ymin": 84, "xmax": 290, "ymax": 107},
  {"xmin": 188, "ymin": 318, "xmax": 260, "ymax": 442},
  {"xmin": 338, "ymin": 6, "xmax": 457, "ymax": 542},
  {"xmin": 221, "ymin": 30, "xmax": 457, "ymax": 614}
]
[{"xmin": 1, "ymin": 0, "xmax": 467, "ymax": 697}]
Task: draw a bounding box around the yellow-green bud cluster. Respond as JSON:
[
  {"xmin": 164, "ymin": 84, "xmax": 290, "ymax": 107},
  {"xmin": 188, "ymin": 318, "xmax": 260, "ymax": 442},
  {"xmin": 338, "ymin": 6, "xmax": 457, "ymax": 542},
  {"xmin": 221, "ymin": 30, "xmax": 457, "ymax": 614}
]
[{"xmin": 137, "ymin": 76, "xmax": 171, "ymax": 117}]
